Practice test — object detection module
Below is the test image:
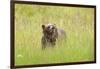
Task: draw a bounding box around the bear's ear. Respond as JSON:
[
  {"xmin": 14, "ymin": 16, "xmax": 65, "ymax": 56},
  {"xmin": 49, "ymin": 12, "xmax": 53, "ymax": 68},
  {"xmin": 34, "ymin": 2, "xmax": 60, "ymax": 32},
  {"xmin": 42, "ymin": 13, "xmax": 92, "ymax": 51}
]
[{"xmin": 42, "ymin": 25, "xmax": 45, "ymax": 30}]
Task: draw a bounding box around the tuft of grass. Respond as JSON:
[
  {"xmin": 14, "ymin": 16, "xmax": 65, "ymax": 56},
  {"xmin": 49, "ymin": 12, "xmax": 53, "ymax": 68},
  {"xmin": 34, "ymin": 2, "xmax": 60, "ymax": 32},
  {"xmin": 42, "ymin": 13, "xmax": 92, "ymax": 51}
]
[{"xmin": 15, "ymin": 4, "xmax": 95, "ymax": 65}]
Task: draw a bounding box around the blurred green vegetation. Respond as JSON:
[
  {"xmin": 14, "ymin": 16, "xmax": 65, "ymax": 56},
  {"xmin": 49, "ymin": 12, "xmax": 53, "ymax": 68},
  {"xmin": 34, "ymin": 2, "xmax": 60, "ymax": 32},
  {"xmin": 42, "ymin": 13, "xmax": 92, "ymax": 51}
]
[{"xmin": 15, "ymin": 4, "xmax": 94, "ymax": 65}]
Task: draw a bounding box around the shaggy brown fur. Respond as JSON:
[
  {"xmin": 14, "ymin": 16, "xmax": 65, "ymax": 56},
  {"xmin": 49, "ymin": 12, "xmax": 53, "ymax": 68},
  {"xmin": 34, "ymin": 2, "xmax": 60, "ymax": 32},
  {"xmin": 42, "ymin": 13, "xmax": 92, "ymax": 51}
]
[{"xmin": 41, "ymin": 24, "xmax": 66, "ymax": 49}]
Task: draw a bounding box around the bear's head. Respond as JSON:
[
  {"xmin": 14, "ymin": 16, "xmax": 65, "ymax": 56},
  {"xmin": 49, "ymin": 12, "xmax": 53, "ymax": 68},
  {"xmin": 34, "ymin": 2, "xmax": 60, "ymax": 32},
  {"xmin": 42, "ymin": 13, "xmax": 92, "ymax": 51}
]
[{"xmin": 42, "ymin": 24, "xmax": 58, "ymax": 42}]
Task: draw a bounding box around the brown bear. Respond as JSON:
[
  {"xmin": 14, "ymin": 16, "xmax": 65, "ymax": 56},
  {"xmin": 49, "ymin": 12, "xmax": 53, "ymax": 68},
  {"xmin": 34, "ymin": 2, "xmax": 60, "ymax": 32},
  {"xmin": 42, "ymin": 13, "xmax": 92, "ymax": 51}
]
[{"xmin": 41, "ymin": 23, "xmax": 66, "ymax": 49}]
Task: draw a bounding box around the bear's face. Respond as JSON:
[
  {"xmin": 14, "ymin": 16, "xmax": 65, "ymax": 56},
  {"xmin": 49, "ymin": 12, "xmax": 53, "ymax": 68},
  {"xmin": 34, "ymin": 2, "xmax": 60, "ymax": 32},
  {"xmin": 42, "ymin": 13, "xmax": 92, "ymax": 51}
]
[{"xmin": 42, "ymin": 24, "xmax": 56, "ymax": 36}]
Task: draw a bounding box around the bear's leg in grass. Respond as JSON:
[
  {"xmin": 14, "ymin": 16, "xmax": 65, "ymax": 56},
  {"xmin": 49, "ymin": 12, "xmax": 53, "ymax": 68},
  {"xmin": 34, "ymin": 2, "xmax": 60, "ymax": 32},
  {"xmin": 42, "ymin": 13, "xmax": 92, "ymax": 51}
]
[{"xmin": 41, "ymin": 36, "xmax": 47, "ymax": 50}]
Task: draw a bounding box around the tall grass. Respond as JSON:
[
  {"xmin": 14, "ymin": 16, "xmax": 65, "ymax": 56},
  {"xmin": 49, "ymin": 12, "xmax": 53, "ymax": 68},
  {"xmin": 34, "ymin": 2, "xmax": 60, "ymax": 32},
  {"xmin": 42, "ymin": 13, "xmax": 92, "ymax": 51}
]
[{"xmin": 15, "ymin": 4, "xmax": 94, "ymax": 65}]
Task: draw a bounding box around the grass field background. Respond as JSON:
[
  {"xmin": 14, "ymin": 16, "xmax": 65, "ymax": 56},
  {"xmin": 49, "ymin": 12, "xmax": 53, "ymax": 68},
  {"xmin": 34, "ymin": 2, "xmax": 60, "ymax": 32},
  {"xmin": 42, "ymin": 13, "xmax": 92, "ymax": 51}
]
[{"xmin": 15, "ymin": 4, "xmax": 94, "ymax": 65}]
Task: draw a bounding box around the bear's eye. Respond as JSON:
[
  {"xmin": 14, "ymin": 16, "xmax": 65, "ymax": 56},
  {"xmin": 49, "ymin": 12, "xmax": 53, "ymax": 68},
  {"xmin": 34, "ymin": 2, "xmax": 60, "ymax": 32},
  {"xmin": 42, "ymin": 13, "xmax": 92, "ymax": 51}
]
[{"xmin": 47, "ymin": 26, "xmax": 50, "ymax": 29}]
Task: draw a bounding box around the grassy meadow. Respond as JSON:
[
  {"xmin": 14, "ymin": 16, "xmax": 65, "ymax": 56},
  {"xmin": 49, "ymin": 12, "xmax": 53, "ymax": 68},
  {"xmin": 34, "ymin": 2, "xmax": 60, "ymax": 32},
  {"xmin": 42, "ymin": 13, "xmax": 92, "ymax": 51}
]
[{"xmin": 15, "ymin": 4, "xmax": 95, "ymax": 65}]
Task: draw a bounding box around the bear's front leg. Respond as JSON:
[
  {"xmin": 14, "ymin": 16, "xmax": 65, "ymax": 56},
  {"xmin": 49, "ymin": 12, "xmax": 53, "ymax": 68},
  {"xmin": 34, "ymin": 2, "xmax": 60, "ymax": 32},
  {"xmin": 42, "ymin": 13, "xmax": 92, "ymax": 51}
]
[{"xmin": 41, "ymin": 36, "xmax": 47, "ymax": 50}]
